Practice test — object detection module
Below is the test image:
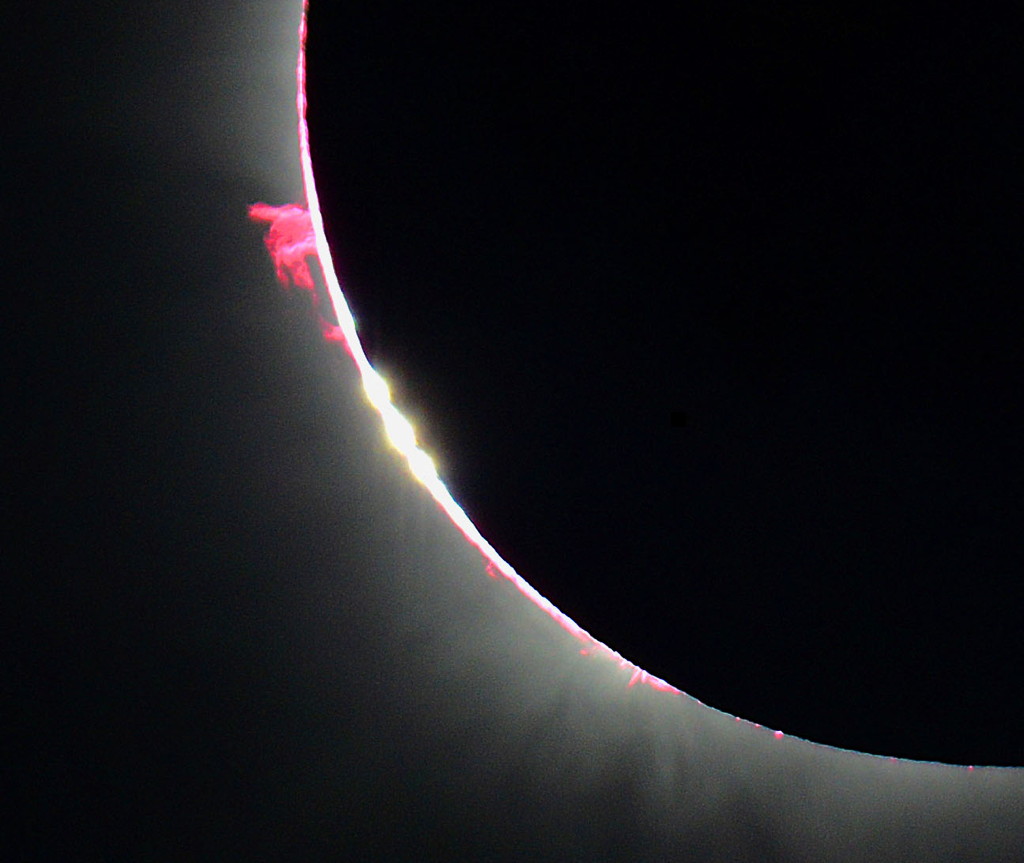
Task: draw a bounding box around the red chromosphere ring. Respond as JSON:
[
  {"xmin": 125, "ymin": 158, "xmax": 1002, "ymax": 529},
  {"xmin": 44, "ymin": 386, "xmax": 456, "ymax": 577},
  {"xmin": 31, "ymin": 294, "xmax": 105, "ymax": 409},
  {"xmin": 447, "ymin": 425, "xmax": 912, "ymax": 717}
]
[{"xmin": 251, "ymin": 0, "xmax": 682, "ymax": 702}]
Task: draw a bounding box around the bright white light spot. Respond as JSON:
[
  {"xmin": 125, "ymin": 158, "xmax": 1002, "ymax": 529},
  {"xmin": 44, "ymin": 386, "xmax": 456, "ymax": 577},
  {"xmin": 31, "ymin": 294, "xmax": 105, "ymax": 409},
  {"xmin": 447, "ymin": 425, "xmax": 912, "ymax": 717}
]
[
  {"xmin": 363, "ymin": 368, "xmax": 391, "ymax": 410},
  {"xmin": 384, "ymin": 412, "xmax": 417, "ymax": 453},
  {"xmin": 408, "ymin": 449, "xmax": 439, "ymax": 485}
]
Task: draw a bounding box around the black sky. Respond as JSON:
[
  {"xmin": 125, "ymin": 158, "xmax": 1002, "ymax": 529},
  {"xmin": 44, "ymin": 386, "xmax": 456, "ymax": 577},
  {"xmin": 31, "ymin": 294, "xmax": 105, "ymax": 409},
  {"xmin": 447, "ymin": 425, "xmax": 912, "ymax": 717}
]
[{"xmin": 305, "ymin": 5, "xmax": 1024, "ymax": 765}]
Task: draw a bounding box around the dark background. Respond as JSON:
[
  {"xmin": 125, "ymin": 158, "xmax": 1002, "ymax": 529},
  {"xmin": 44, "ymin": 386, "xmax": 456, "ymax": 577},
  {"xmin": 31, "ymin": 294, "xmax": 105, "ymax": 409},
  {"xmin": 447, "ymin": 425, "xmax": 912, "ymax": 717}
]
[{"xmin": 306, "ymin": 5, "xmax": 1024, "ymax": 766}]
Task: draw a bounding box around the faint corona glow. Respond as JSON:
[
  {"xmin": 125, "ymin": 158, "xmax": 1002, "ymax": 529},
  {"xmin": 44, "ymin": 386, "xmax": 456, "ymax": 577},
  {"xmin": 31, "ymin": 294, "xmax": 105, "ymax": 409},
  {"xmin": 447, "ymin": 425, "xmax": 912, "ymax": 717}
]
[
  {"xmin": 383, "ymin": 411, "xmax": 418, "ymax": 454},
  {"xmin": 247, "ymin": 2, "xmax": 999, "ymax": 768}
]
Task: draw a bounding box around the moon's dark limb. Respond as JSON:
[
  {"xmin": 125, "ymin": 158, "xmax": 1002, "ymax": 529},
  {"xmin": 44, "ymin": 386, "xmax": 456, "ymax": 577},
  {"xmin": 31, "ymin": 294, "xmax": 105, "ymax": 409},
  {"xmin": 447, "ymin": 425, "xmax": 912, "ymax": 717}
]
[{"xmin": 305, "ymin": 2, "xmax": 1024, "ymax": 768}]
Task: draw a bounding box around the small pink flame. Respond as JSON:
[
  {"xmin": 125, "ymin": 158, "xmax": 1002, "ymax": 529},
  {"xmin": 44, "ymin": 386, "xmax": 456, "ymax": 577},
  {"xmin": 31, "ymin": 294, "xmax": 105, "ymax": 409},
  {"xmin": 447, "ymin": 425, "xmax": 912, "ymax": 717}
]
[{"xmin": 249, "ymin": 202, "xmax": 343, "ymax": 343}]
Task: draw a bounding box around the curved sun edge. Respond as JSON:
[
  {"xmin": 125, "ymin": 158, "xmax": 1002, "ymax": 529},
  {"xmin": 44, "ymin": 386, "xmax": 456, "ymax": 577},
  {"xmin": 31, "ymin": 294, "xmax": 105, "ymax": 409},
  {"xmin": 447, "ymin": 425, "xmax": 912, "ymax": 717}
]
[
  {"xmin": 281, "ymin": 0, "xmax": 996, "ymax": 771},
  {"xmin": 292, "ymin": 2, "xmax": 675, "ymax": 699}
]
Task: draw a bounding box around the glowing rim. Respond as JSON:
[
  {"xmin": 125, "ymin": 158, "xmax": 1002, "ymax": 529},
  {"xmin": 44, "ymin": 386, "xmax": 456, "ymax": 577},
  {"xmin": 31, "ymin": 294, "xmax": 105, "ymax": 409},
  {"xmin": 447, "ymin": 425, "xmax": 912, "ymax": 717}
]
[{"xmin": 293, "ymin": 4, "xmax": 679, "ymax": 696}]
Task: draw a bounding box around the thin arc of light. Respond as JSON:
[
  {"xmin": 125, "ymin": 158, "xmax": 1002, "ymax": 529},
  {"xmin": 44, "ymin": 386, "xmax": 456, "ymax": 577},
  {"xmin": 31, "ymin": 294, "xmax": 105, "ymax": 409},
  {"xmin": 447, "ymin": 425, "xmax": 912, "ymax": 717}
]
[
  {"xmin": 287, "ymin": 3, "xmax": 992, "ymax": 767},
  {"xmin": 291, "ymin": 2, "xmax": 677, "ymax": 698}
]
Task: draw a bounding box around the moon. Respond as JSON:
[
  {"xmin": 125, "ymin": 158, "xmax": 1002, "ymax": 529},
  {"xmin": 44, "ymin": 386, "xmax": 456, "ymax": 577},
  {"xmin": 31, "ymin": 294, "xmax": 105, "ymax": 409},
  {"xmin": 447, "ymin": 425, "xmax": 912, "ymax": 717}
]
[
  {"xmin": 11, "ymin": 0, "xmax": 1023, "ymax": 858},
  {"xmin": 304, "ymin": 3, "xmax": 1024, "ymax": 767}
]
